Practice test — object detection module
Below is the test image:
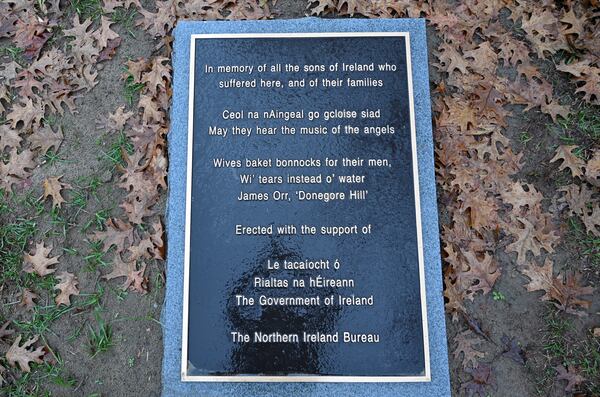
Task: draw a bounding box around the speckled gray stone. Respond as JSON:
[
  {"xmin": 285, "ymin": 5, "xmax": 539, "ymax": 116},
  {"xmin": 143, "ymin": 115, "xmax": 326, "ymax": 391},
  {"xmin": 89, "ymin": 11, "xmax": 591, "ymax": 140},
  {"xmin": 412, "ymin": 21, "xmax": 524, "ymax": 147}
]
[{"xmin": 163, "ymin": 18, "xmax": 450, "ymax": 396}]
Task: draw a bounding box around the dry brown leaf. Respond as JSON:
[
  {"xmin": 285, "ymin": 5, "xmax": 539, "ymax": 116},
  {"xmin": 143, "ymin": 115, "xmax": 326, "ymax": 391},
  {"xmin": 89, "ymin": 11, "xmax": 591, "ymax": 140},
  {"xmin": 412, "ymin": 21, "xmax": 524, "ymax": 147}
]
[
  {"xmin": 0, "ymin": 148, "xmax": 36, "ymax": 190},
  {"xmin": 435, "ymin": 42, "xmax": 469, "ymax": 75},
  {"xmin": 550, "ymin": 145, "xmax": 586, "ymax": 178},
  {"xmin": 123, "ymin": 58, "xmax": 150, "ymax": 83},
  {"xmin": 575, "ymin": 66, "xmax": 600, "ymax": 104},
  {"xmin": 54, "ymin": 271, "xmax": 79, "ymax": 306},
  {"xmin": 225, "ymin": 0, "xmax": 271, "ymax": 20},
  {"xmin": 102, "ymin": 0, "xmax": 125, "ymax": 13},
  {"xmin": 7, "ymin": 98, "xmax": 44, "ymax": 130},
  {"xmin": 461, "ymin": 363, "xmax": 496, "ymax": 396},
  {"xmin": 506, "ymin": 217, "xmax": 558, "ymax": 265},
  {"xmin": 0, "ymin": 123, "xmax": 23, "ymax": 151},
  {"xmin": 521, "ymin": 8, "xmax": 569, "ymax": 58},
  {"xmin": 136, "ymin": 0, "xmax": 176, "ymax": 38},
  {"xmin": 127, "ymin": 237, "xmax": 154, "ymax": 261},
  {"xmin": 555, "ymin": 365, "xmax": 586, "ymax": 392},
  {"xmin": 42, "ymin": 176, "xmax": 71, "ymax": 208},
  {"xmin": 521, "ymin": 258, "xmax": 594, "ymax": 314},
  {"xmin": 559, "ymin": 183, "xmax": 595, "ymax": 218},
  {"xmin": 500, "ymin": 182, "xmax": 543, "ymax": 214},
  {"xmin": 98, "ymin": 37, "xmax": 122, "ymax": 62},
  {"xmin": 444, "ymin": 274, "xmax": 466, "ymax": 322},
  {"xmin": 0, "ymin": 322, "xmax": 14, "ymax": 339},
  {"xmin": 453, "ymin": 330, "xmax": 486, "ymax": 369},
  {"xmin": 457, "ymin": 251, "xmax": 500, "ymax": 297},
  {"xmin": 141, "ymin": 56, "xmax": 171, "ymax": 96},
  {"xmin": 102, "ymin": 254, "xmax": 147, "ymax": 294},
  {"xmin": 540, "ymin": 99, "xmax": 570, "ymax": 122},
  {"xmin": 138, "ymin": 94, "xmax": 164, "ymax": 124},
  {"xmin": 92, "ymin": 218, "xmax": 134, "ymax": 252},
  {"xmin": 102, "ymin": 106, "xmax": 134, "ymax": 132},
  {"xmin": 463, "ymin": 42, "xmax": 497, "ymax": 75},
  {"xmin": 120, "ymin": 193, "xmax": 158, "ymax": 224},
  {"xmin": 556, "ymin": 59, "xmax": 592, "ymax": 78},
  {"xmin": 150, "ymin": 220, "xmax": 165, "ymax": 260},
  {"xmin": 560, "ymin": 9, "xmax": 585, "ymax": 38},
  {"xmin": 19, "ymin": 288, "xmax": 38, "ymax": 310},
  {"xmin": 93, "ymin": 16, "xmax": 119, "ymax": 49},
  {"xmin": 307, "ymin": 0, "xmax": 334, "ymax": 15},
  {"xmin": 586, "ymin": 150, "xmax": 600, "ymax": 184},
  {"xmin": 29, "ymin": 125, "xmax": 64, "ymax": 154},
  {"xmin": 13, "ymin": 13, "xmax": 53, "ymax": 61},
  {"xmin": 22, "ymin": 242, "xmax": 60, "ymax": 276},
  {"xmin": 497, "ymin": 39, "xmax": 530, "ymax": 66},
  {"xmin": 5, "ymin": 335, "xmax": 45, "ymax": 372}
]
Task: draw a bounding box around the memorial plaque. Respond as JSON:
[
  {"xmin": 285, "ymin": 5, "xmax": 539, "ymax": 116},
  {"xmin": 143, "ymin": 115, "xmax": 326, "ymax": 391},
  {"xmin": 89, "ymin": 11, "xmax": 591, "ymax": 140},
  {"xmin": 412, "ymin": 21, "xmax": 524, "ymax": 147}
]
[{"xmin": 182, "ymin": 32, "xmax": 430, "ymax": 381}]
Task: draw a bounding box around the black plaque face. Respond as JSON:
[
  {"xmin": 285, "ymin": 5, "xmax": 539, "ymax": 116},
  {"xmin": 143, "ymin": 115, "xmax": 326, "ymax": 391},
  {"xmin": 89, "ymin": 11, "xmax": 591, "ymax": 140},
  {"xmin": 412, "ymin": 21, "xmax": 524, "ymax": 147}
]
[{"xmin": 183, "ymin": 33, "xmax": 429, "ymax": 381}]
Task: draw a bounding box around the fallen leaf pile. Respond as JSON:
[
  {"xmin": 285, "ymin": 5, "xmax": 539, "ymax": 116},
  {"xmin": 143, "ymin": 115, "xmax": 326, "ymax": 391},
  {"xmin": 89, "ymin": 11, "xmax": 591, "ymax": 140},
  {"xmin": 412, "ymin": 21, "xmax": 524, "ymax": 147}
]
[
  {"xmin": 90, "ymin": 0, "xmax": 270, "ymax": 293},
  {"xmin": 307, "ymin": 0, "xmax": 598, "ymax": 394}
]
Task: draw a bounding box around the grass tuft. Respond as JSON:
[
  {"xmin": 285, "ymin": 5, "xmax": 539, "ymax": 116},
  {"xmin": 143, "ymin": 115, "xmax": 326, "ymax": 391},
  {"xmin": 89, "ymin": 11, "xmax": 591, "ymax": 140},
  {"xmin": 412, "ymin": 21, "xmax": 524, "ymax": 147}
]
[{"xmin": 69, "ymin": 0, "xmax": 103, "ymax": 20}]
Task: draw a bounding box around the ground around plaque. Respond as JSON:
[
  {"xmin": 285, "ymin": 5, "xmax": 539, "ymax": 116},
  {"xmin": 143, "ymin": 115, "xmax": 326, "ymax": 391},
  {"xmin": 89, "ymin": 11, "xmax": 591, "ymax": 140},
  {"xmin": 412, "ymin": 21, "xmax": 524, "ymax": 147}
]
[{"xmin": 0, "ymin": 1, "xmax": 598, "ymax": 397}]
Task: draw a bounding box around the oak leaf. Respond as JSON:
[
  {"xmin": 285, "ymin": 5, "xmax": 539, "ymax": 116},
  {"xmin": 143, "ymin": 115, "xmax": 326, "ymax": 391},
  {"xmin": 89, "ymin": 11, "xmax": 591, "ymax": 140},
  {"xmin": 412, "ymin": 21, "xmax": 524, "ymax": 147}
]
[
  {"xmin": 141, "ymin": 57, "xmax": 171, "ymax": 96},
  {"xmin": 500, "ymin": 335, "xmax": 526, "ymax": 365},
  {"xmin": 461, "ymin": 363, "xmax": 496, "ymax": 397},
  {"xmin": 453, "ymin": 330, "xmax": 485, "ymax": 369},
  {"xmin": 521, "ymin": 8, "xmax": 569, "ymax": 57},
  {"xmin": 559, "ymin": 183, "xmax": 595, "ymax": 218},
  {"xmin": 22, "ymin": 242, "xmax": 60, "ymax": 276},
  {"xmin": 123, "ymin": 58, "xmax": 150, "ymax": 84},
  {"xmin": 506, "ymin": 217, "xmax": 558, "ymax": 265},
  {"xmin": 7, "ymin": 98, "xmax": 44, "ymax": 130},
  {"xmin": 6, "ymin": 335, "xmax": 45, "ymax": 372},
  {"xmin": 586, "ymin": 150, "xmax": 600, "ymax": 185},
  {"xmin": 555, "ymin": 365, "xmax": 585, "ymax": 392},
  {"xmin": 102, "ymin": 254, "xmax": 147, "ymax": 294},
  {"xmin": 500, "ymin": 182, "xmax": 543, "ymax": 214},
  {"xmin": 497, "ymin": 39, "xmax": 530, "ymax": 66},
  {"xmin": 136, "ymin": 0, "xmax": 176, "ymax": 38},
  {"xmin": 150, "ymin": 220, "xmax": 165, "ymax": 260},
  {"xmin": 13, "ymin": 13, "xmax": 53, "ymax": 61},
  {"xmin": 19, "ymin": 288, "xmax": 38, "ymax": 310},
  {"xmin": 540, "ymin": 99, "xmax": 570, "ymax": 122},
  {"xmin": 0, "ymin": 321, "xmax": 14, "ymax": 339},
  {"xmin": 120, "ymin": 193, "xmax": 158, "ymax": 224},
  {"xmin": 560, "ymin": 9, "xmax": 585, "ymax": 38},
  {"xmin": 92, "ymin": 16, "xmax": 119, "ymax": 49},
  {"xmin": 138, "ymin": 94, "xmax": 164, "ymax": 124},
  {"xmin": 463, "ymin": 42, "xmax": 497, "ymax": 75},
  {"xmin": 92, "ymin": 218, "xmax": 134, "ymax": 252},
  {"xmin": 0, "ymin": 148, "xmax": 36, "ymax": 190},
  {"xmin": 127, "ymin": 237, "xmax": 154, "ymax": 261},
  {"xmin": 556, "ymin": 59, "xmax": 592, "ymax": 78},
  {"xmin": 444, "ymin": 274, "xmax": 466, "ymax": 322},
  {"xmin": 102, "ymin": 0, "xmax": 125, "ymax": 13},
  {"xmin": 521, "ymin": 258, "xmax": 594, "ymax": 314},
  {"xmin": 435, "ymin": 42, "xmax": 469, "ymax": 75},
  {"xmin": 550, "ymin": 145, "xmax": 586, "ymax": 178},
  {"xmin": 54, "ymin": 272, "xmax": 79, "ymax": 306},
  {"xmin": 0, "ymin": 123, "xmax": 23, "ymax": 151},
  {"xmin": 225, "ymin": 0, "xmax": 272, "ymax": 20},
  {"xmin": 307, "ymin": 0, "xmax": 334, "ymax": 15},
  {"xmin": 29, "ymin": 125, "xmax": 64, "ymax": 154},
  {"xmin": 98, "ymin": 37, "xmax": 122, "ymax": 62},
  {"xmin": 42, "ymin": 176, "xmax": 71, "ymax": 208},
  {"xmin": 456, "ymin": 251, "xmax": 500, "ymax": 297},
  {"xmin": 101, "ymin": 106, "xmax": 134, "ymax": 132},
  {"xmin": 575, "ymin": 66, "xmax": 600, "ymax": 104}
]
